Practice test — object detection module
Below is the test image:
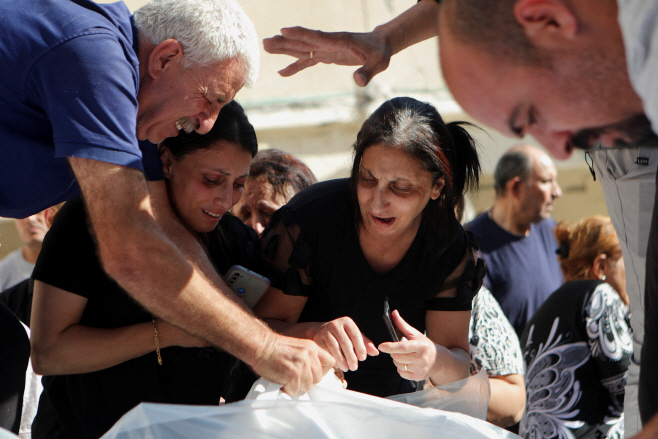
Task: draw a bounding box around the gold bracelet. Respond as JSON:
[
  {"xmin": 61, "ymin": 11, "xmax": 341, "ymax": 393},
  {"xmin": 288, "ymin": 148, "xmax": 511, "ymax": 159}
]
[{"xmin": 153, "ymin": 318, "xmax": 163, "ymax": 365}]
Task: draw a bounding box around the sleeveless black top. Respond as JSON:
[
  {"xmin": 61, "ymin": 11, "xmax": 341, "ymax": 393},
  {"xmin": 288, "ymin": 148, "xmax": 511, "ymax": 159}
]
[{"xmin": 264, "ymin": 179, "xmax": 472, "ymax": 397}]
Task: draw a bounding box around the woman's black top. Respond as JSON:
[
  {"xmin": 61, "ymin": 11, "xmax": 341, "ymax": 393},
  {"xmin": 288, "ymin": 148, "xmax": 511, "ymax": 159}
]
[
  {"xmin": 31, "ymin": 197, "xmax": 262, "ymax": 439},
  {"xmin": 519, "ymin": 280, "xmax": 632, "ymax": 439},
  {"xmin": 263, "ymin": 179, "xmax": 473, "ymax": 397}
]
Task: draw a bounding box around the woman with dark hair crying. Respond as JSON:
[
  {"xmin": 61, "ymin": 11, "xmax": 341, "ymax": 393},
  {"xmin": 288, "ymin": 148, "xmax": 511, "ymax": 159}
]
[{"xmin": 253, "ymin": 97, "xmax": 484, "ymax": 398}]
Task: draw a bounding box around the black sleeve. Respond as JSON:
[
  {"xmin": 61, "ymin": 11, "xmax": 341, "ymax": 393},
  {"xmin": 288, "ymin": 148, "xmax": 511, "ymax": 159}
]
[
  {"xmin": 207, "ymin": 213, "xmax": 269, "ymax": 278},
  {"xmin": 32, "ymin": 197, "xmax": 104, "ymax": 299},
  {"xmin": 426, "ymin": 231, "xmax": 485, "ymax": 311}
]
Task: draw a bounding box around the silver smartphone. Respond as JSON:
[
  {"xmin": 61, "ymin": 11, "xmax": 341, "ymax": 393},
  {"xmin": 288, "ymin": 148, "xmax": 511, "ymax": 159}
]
[{"xmin": 223, "ymin": 265, "xmax": 270, "ymax": 308}]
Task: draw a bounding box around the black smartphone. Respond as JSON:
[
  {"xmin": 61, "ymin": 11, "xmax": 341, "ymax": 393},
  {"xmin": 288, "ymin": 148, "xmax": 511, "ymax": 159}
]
[{"xmin": 383, "ymin": 296, "xmax": 400, "ymax": 342}]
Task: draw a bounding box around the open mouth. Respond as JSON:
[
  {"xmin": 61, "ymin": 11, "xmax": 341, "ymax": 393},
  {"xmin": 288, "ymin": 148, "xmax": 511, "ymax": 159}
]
[
  {"xmin": 203, "ymin": 209, "xmax": 223, "ymax": 220},
  {"xmin": 372, "ymin": 214, "xmax": 396, "ymax": 227},
  {"xmin": 176, "ymin": 117, "xmax": 195, "ymax": 134}
]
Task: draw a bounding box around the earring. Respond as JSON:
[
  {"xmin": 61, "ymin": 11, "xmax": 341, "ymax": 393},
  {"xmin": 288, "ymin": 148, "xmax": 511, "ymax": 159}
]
[{"xmin": 601, "ymin": 275, "xmax": 607, "ymax": 281}]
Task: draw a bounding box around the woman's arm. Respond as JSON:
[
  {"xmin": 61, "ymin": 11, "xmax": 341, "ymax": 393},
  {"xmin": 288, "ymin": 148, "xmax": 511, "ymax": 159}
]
[
  {"xmin": 379, "ymin": 252, "xmax": 472, "ymax": 384},
  {"xmin": 30, "ymin": 280, "xmax": 209, "ymax": 376},
  {"xmin": 469, "ymin": 287, "xmax": 526, "ymax": 427},
  {"xmin": 487, "ymin": 374, "xmax": 526, "ymax": 427},
  {"xmin": 254, "ymin": 287, "xmax": 378, "ymax": 372}
]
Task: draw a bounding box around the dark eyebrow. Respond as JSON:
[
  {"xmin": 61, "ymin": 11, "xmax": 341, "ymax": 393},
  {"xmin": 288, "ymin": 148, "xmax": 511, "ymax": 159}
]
[{"xmin": 508, "ymin": 105, "xmax": 523, "ymax": 138}]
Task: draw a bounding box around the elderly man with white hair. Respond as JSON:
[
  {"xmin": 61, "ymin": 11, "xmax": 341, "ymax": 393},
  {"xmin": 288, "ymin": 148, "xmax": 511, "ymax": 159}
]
[{"xmin": 0, "ymin": 0, "xmax": 333, "ymax": 402}]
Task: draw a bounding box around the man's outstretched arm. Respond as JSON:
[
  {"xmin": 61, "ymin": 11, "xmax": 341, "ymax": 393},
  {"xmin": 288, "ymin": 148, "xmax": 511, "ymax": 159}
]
[
  {"xmin": 263, "ymin": 0, "xmax": 440, "ymax": 86},
  {"xmin": 68, "ymin": 157, "xmax": 334, "ymax": 395}
]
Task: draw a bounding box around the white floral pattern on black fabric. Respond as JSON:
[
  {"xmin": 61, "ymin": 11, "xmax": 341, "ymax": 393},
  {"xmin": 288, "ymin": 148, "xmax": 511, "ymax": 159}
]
[
  {"xmin": 585, "ymin": 284, "xmax": 633, "ymax": 362},
  {"xmin": 469, "ymin": 287, "xmax": 524, "ymax": 376},
  {"xmin": 520, "ymin": 282, "xmax": 631, "ymax": 439},
  {"xmin": 521, "ymin": 318, "xmax": 590, "ymax": 439}
]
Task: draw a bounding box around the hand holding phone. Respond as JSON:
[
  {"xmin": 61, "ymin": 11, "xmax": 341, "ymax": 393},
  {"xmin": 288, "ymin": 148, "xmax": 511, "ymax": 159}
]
[
  {"xmin": 223, "ymin": 265, "xmax": 270, "ymax": 308},
  {"xmin": 383, "ymin": 296, "xmax": 400, "ymax": 342}
]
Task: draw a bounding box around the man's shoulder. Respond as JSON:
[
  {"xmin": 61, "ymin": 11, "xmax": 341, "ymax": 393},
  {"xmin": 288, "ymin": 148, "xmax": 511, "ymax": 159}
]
[
  {"xmin": 1, "ymin": 0, "xmax": 135, "ymax": 77},
  {"xmin": 531, "ymin": 218, "xmax": 559, "ymax": 244},
  {"xmin": 536, "ymin": 217, "xmax": 558, "ymax": 229},
  {"xmin": 465, "ymin": 211, "xmax": 494, "ymax": 234},
  {"xmin": 465, "ymin": 212, "xmax": 515, "ymax": 253}
]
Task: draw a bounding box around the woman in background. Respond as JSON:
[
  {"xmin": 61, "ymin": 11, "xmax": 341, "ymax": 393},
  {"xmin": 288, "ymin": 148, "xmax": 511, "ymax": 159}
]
[
  {"xmin": 233, "ymin": 149, "xmax": 316, "ymax": 235},
  {"xmin": 520, "ymin": 216, "xmax": 631, "ymax": 439}
]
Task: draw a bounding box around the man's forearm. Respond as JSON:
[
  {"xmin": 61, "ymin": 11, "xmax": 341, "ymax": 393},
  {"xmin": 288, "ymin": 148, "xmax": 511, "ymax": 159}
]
[
  {"xmin": 69, "ymin": 158, "xmax": 272, "ymax": 367},
  {"xmin": 373, "ymin": 0, "xmax": 440, "ymax": 56}
]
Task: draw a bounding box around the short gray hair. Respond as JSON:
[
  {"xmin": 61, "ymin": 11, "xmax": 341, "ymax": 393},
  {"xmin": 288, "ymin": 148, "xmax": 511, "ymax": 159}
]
[
  {"xmin": 134, "ymin": 0, "xmax": 259, "ymax": 86},
  {"xmin": 493, "ymin": 150, "xmax": 532, "ymax": 196},
  {"xmin": 445, "ymin": 0, "xmax": 542, "ymax": 66}
]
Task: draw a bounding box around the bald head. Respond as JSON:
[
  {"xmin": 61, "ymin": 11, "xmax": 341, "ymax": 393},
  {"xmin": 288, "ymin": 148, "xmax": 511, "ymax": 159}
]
[
  {"xmin": 439, "ymin": 0, "xmax": 646, "ymax": 159},
  {"xmin": 440, "ymin": 0, "xmax": 540, "ymax": 65},
  {"xmin": 495, "ymin": 145, "xmax": 562, "ymax": 228}
]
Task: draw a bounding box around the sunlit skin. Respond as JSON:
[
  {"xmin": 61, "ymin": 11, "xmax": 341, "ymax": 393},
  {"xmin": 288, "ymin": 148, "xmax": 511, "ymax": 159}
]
[
  {"xmin": 518, "ymin": 151, "xmax": 562, "ymax": 225},
  {"xmin": 437, "ymin": 0, "xmax": 644, "ymax": 160},
  {"xmin": 357, "ymin": 144, "xmax": 443, "ymax": 244},
  {"xmin": 232, "ymin": 177, "xmax": 290, "ymax": 236},
  {"xmin": 160, "ymin": 140, "xmax": 252, "ymax": 234},
  {"xmin": 136, "ymin": 38, "xmax": 246, "ymax": 144},
  {"xmin": 15, "ymin": 211, "xmax": 49, "ymax": 263}
]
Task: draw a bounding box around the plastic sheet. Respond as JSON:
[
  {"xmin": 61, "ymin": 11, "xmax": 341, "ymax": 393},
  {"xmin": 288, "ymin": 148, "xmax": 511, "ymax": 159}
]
[
  {"xmin": 0, "ymin": 428, "xmax": 19, "ymax": 439},
  {"xmin": 387, "ymin": 368, "xmax": 491, "ymax": 420},
  {"xmin": 102, "ymin": 372, "xmax": 519, "ymax": 439}
]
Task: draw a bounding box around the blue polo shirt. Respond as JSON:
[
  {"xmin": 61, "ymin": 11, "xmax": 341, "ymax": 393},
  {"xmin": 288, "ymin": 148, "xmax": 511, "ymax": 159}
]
[
  {"xmin": 0, "ymin": 0, "xmax": 162, "ymax": 218},
  {"xmin": 466, "ymin": 212, "xmax": 564, "ymax": 337}
]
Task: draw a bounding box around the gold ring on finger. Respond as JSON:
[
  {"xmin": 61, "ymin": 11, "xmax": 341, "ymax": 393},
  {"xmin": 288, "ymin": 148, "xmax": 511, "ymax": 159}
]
[
  {"xmin": 309, "ymin": 51, "xmax": 314, "ymax": 59},
  {"xmin": 404, "ymin": 364, "xmax": 408, "ymax": 372}
]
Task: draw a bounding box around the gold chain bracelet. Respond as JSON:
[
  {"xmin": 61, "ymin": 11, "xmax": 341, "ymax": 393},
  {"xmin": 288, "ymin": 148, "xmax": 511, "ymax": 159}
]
[{"xmin": 153, "ymin": 318, "xmax": 163, "ymax": 365}]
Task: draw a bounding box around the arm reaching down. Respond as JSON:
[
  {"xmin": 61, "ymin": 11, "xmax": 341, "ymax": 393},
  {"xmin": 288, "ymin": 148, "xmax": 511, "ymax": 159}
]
[
  {"xmin": 254, "ymin": 287, "xmax": 379, "ymax": 373},
  {"xmin": 68, "ymin": 157, "xmax": 333, "ymax": 395},
  {"xmin": 263, "ymin": 0, "xmax": 440, "ymax": 86}
]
